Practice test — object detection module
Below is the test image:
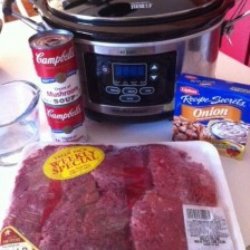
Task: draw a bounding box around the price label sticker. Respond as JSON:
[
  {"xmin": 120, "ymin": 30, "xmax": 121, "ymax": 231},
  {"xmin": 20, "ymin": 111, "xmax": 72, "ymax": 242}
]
[
  {"xmin": 0, "ymin": 226, "xmax": 38, "ymax": 250},
  {"xmin": 183, "ymin": 205, "xmax": 234, "ymax": 250}
]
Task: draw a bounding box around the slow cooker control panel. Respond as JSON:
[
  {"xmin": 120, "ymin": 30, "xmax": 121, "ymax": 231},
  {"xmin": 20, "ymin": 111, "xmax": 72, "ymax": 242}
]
[{"xmin": 84, "ymin": 52, "xmax": 176, "ymax": 107}]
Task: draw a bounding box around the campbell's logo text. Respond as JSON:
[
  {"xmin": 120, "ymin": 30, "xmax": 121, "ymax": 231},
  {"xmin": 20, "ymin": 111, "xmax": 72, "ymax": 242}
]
[
  {"xmin": 47, "ymin": 105, "xmax": 82, "ymax": 121},
  {"xmin": 35, "ymin": 47, "xmax": 75, "ymax": 66}
]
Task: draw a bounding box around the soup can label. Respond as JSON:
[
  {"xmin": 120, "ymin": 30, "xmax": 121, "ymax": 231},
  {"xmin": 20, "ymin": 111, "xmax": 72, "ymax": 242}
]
[
  {"xmin": 29, "ymin": 29, "xmax": 87, "ymax": 142},
  {"xmin": 44, "ymin": 98, "xmax": 87, "ymax": 142},
  {"xmin": 29, "ymin": 29, "xmax": 77, "ymax": 79},
  {"xmin": 29, "ymin": 29, "xmax": 81, "ymax": 105},
  {"xmin": 39, "ymin": 72, "xmax": 82, "ymax": 106}
]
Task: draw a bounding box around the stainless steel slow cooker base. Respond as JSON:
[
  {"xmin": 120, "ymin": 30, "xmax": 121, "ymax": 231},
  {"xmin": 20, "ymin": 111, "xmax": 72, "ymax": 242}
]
[{"xmin": 75, "ymin": 24, "xmax": 221, "ymax": 120}]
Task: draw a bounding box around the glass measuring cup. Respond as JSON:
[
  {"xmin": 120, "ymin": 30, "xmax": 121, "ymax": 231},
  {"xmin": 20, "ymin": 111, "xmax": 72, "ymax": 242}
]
[{"xmin": 0, "ymin": 80, "xmax": 40, "ymax": 166}]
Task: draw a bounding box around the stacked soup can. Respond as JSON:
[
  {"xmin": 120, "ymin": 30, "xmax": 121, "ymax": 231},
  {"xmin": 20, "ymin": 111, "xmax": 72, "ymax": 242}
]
[{"xmin": 29, "ymin": 29, "xmax": 87, "ymax": 142}]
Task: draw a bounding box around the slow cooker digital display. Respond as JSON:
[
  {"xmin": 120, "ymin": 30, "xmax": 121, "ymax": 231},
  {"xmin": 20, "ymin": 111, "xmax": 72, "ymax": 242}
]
[{"xmin": 113, "ymin": 63, "xmax": 147, "ymax": 86}]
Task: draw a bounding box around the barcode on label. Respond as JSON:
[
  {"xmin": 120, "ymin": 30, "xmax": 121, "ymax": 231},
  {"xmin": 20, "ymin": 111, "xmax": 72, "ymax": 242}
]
[
  {"xmin": 186, "ymin": 208, "xmax": 211, "ymax": 220},
  {"xmin": 183, "ymin": 205, "xmax": 234, "ymax": 250}
]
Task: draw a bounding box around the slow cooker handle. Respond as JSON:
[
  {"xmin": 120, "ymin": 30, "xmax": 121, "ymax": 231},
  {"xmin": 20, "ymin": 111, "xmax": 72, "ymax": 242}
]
[{"xmin": 2, "ymin": 0, "xmax": 48, "ymax": 32}]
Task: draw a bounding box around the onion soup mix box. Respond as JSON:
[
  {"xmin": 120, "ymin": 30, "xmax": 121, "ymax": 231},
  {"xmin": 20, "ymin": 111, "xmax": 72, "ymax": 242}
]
[{"xmin": 173, "ymin": 74, "xmax": 250, "ymax": 159}]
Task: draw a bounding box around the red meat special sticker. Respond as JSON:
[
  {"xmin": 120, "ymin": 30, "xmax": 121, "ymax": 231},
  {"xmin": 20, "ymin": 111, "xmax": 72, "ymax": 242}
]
[
  {"xmin": 0, "ymin": 226, "xmax": 38, "ymax": 250},
  {"xmin": 43, "ymin": 145, "xmax": 105, "ymax": 180}
]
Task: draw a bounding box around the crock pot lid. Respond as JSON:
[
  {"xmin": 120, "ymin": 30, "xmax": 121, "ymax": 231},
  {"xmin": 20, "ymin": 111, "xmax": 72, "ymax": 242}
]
[{"xmin": 46, "ymin": 0, "xmax": 223, "ymax": 22}]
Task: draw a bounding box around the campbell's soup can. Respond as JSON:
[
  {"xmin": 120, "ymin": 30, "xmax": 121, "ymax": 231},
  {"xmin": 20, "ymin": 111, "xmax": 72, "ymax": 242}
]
[
  {"xmin": 44, "ymin": 98, "xmax": 87, "ymax": 142},
  {"xmin": 29, "ymin": 29, "xmax": 87, "ymax": 142}
]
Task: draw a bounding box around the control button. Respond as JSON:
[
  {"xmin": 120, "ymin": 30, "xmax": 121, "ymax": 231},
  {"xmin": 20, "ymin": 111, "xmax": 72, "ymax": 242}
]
[
  {"xmin": 105, "ymin": 86, "xmax": 121, "ymax": 95},
  {"xmin": 150, "ymin": 74, "xmax": 159, "ymax": 81},
  {"xmin": 119, "ymin": 95, "xmax": 141, "ymax": 103},
  {"xmin": 122, "ymin": 87, "xmax": 138, "ymax": 95},
  {"xmin": 150, "ymin": 63, "xmax": 159, "ymax": 71},
  {"xmin": 139, "ymin": 87, "xmax": 155, "ymax": 95}
]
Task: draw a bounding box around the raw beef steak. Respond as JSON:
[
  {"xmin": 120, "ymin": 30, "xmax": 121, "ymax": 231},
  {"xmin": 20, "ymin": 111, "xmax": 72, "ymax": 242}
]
[
  {"xmin": 146, "ymin": 144, "xmax": 217, "ymax": 205},
  {"xmin": 131, "ymin": 191, "xmax": 187, "ymax": 250},
  {"xmin": 2, "ymin": 143, "xmax": 218, "ymax": 250}
]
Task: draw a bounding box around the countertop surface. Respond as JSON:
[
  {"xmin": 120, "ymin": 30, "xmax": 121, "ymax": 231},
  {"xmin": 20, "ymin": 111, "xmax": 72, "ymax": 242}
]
[{"xmin": 0, "ymin": 18, "xmax": 250, "ymax": 249}]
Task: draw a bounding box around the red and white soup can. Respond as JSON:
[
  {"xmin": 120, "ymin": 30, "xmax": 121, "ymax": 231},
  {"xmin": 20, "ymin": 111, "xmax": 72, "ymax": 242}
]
[
  {"xmin": 29, "ymin": 29, "xmax": 87, "ymax": 142},
  {"xmin": 44, "ymin": 98, "xmax": 87, "ymax": 142}
]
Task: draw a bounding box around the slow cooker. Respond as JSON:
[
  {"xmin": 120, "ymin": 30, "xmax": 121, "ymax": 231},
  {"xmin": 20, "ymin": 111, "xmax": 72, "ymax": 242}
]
[{"xmin": 4, "ymin": 0, "xmax": 235, "ymax": 121}]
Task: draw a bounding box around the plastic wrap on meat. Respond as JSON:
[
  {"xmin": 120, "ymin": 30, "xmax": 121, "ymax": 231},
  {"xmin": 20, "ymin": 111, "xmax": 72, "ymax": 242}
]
[
  {"xmin": 92, "ymin": 146, "xmax": 153, "ymax": 207},
  {"xmin": 131, "ymin": 191, "xmax": 187, "ymax": 250},
  {"xmin": 2, "ymin": 144, "xmax": 218, "ymax": 250},
  {"xmin": 146, "ymin": 144, "xmax": 217, "ymax": 205}
]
